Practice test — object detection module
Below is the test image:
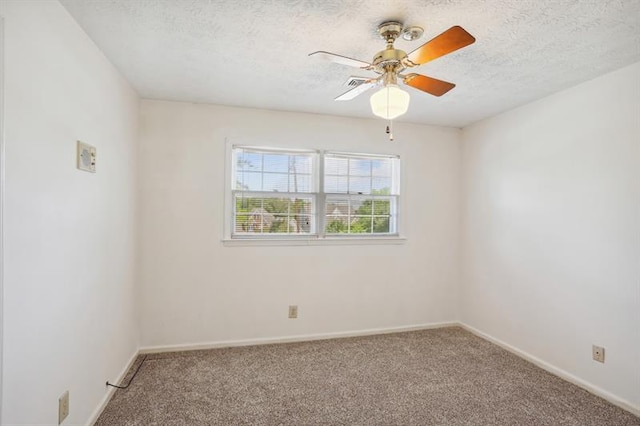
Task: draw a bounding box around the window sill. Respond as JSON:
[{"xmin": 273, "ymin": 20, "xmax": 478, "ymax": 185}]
[{"xmin": 222, "ymin": 236, "xmax": 407, "ymax": 247}]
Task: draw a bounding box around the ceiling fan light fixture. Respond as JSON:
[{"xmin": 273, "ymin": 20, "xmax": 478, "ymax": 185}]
[{"xmin": 370, "ymin": 84, "xmax": 410, "ymax": 120}]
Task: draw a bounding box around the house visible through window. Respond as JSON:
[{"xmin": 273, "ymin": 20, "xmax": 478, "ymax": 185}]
[
  {"xmin": 231, "ymin": 146, "xmax": 399, "ymax": 238},
  {"xmin": 324, "ymin": 152, "xmax": 398, "ymax": 235}
]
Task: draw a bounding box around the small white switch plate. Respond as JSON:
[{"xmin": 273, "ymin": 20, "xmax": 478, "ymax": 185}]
[
  {"xmin": 77, "ymin": 140, "xmax": 96, "ymax": 173},
  {"xmin": 592, "ymin": 345, "xmax": 605, "ymax": 363},
  {"xmin": 58, "ymin": 390, "xmax": 69, "ymax": 424},
  {"xmin": 288, "ymin": 305, "xmax": 298, "ymax": 319}
]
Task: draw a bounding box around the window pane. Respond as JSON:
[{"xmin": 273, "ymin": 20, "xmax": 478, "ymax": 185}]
[
  {"xmin": 325, "ymin": 196, "xmax": 395, "ymax": 235},
  {"xmin": 325, "ymin": 157, "xmax": 348, "ymax": 175},
  {"xmin": 372, "ymin": 177, "xmax": 392, "ymax": 194},
  {"xmin": 349, "ymin": 159, "xmax": 371, "ymax": 176},
  {"xmin": 372, "ymin": 217, "xmax": 390, "ymax": 233},
  {"xmin": 326, "ymin": 200, "xmax": 353, "ymax": 216},
  {"xmin": 326, "ymin": 200, "xmax": 350, "ymax": 218},
  {"xmin": 324, "ymin": 153, "xmax": 398, "ymax": 197},
  {"xmin": 263, "ymin": 172, "xmax": 290, "ymax": 192},
  {"xmin": 349, "ymin": 177, "xmax": 371, "ymax": 195},
  {"xmin": 290, "ymin": 155, "xmax": 313, "ymax": 175},
  {"xmin": 291, "ymin": 199, "xmax": 313, "ymax": 215},
  {"xmin": 236, "ymin": 171, "xmax": 262, "ymax": 191},
  {"xmin": 234, "ymin": 148, "xmax": 316, "ymax": 194},
  {"xmin": 325, "ymin": 199, "xmax": 351, "ymax": 234},
  {"xmin": 288, "ymin": 174, "xmax": 312, "ymax": 193},
  {"xmin": 235, "ymin": 215, "xmax": 250, "ymax": 233},
  {"xmin": 236, "ymin": 196, "xmax": 262, "ymax": 211},
  {"xmin": 263, "ymin": 153, "xmax": 290, "ymax": 173},
  {"xmin": 236, "ymin": 152, "xmax": 261, "ymax": 172},
  {"xmin": 371, "ymin": 159, "xmax": 392, "ymax": 177},
  {"xmin": 372, "ymin": 199, "xmax": 391, "ymax": 215},
  {"xmin": 234, "ymin": 195, "xmax": 315, "ymax": 235},
  {"xmin": 324, "ymin": 175, "xmax": 348, "ymax": 193}
]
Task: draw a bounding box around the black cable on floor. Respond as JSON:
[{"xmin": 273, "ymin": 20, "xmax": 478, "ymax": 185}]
[{"xmin": 106, "ymin": 355, "xmax": 148, "ymax": 389}]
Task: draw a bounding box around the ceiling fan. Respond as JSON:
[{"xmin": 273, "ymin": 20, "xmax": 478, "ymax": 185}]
[{"xmin": 309, "ymin": 21, "xmax": 476, "ymax": 120}]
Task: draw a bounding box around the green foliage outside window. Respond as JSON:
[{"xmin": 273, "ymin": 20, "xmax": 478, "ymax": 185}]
[
  {"xmin": 235, "ymin": 197, "xmax": 312, "ymax": 234},
  {"xmin": 325, "ymin": 194, "xmax": 391, "ymax": 234}
]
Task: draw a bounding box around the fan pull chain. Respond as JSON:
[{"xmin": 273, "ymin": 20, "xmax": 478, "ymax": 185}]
[{"xmin": 384, "ymin": 85, "xmax": 394, "ymax": 141}]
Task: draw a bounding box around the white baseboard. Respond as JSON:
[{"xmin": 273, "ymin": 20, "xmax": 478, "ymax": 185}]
[
  {"xmin": 139, "ymin": 321, "xmax": 458, "ymax": 354},
  {"xmin": 87, "ymin": 349, "xmax": 140, "ymax": 426},
  {"xmin": 459, "ymin": 322, "xmax": 640, "ymax": 418}
]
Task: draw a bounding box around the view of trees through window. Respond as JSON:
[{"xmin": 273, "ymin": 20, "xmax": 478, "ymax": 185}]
[
  {"xmin": 325, "ymin": 190, "xmax": 392, "ymax": 234},
  {"xmin": 234, "ymin": 196, "xmax": 313, "ymax": 234},
  {"xmin": 232, "ymin": 147, "xmax": 398, "ymax": 237}
]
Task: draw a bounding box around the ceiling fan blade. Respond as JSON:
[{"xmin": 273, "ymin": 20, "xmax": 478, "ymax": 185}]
[
  {"xmin": 334, "ymin": 80, "xmax": 378, "ymax": 101},
  {"xmin": 405, "ymin": 26, "xmax": 475, "ymax": 67},
  {"xmin": 309, "ymin": 51, "xmax": 373, "ymax": 70},
  {"xmin": 403, "ymin": 73, "xmax": 456, "ymax": 97}
]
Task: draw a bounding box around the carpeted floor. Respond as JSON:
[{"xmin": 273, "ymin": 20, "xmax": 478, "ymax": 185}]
[{"xmin": 96, "ymin": 327, "xmax": 640, "ymax": 425}]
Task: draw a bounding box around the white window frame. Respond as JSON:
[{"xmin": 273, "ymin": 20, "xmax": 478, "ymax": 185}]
[
  {"xmin": 321, "ymin": 150, "xmax": 400, "ymax": 238},
  {"xmin": 231, "ymin": 145, "xmax": 319, "ymax": 239},
  {"xmin": 223, "ymin": 140, "xmax": 405, "ymax": 246}
]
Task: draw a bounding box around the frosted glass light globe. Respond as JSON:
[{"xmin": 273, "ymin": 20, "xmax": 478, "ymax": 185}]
[{"xmin": 370, "ymin": 85, "xmax": 410, "ymax": 120}]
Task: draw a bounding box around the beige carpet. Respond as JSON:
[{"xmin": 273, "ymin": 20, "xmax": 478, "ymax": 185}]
[{"xmin": 96, "ymin": 327, "xmax": 639, "ymax": 425}]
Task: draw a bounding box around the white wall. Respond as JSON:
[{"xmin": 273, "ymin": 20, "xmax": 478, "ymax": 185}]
[
  {"xmin": 1, "ymin": 1, "xmax": 139, "ymax": 424},
  {"xmin": 138, "ymin": 100, "xmax": 461, "ymax": 348},
  {"xmin": 460, "ymin": 62, "xmax": 640, "ymax": 411}
]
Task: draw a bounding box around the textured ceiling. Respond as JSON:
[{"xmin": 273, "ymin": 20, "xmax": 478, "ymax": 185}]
[{"xmin": 60, "ymin": 0, "xmax": 640, "ymax": 128}]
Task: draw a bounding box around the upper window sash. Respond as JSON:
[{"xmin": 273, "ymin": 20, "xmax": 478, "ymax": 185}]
[
  {"xmin": 323, "ymin": 151, "xmax": 400, "ymax": 196},
  {"xmin": 233, "ymin": 146, "xmax": 319, "ymax": 193}
]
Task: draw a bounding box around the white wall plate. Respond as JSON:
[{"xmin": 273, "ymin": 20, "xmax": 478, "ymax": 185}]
[{"xmin": 77, "ymin": 140, "xmax": 96, "ymax": 172}]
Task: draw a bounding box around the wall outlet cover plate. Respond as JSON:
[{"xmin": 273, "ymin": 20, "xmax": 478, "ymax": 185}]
[
  {"xmin": 592, "ymin": 345, "xmax": 605, "ymax": 363},
  {"xmin": 288, "ymin": 305, "xmax": 298, "ymax": 319},
  {"xmin": 58, "ymin": 390, "xmax": 69, "ymax": 424},
  {"xmin": 77, "ymin": 140, "xmax": 96, "ymax": 172}
]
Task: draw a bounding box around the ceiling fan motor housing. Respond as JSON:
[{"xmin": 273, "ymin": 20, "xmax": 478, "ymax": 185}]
[
  {"xmin": 372, "ymin": 48, "xmax": 407, "ymax": 74},
  {"xmin": 373, "ymin": 21, "xmax": 410, "ymax": 75}
]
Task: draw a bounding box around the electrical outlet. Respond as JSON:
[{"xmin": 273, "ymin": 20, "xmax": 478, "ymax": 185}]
[
  {"xmin": 592, "ymin": 345, "xmax": 605, "ymax": 363},
  {"xmin": 58, "ymin": 390, "xmax": 69, "ymax": 424},
  {"xmin": 288, "ymin": 305, "xmax": 298, "ymax": 319}
]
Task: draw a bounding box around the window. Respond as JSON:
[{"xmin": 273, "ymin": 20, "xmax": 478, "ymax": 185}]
[
  {"xmin": 233, "ymin": 147, "xmax": 317, "ymax": 236},
  {"xmin": 231, "ymin": 146, "xmax": 400, "ymax": 240},
  {"xmin": 323, "ymin": 152, "xmax": 399, "ymax": 235}
]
